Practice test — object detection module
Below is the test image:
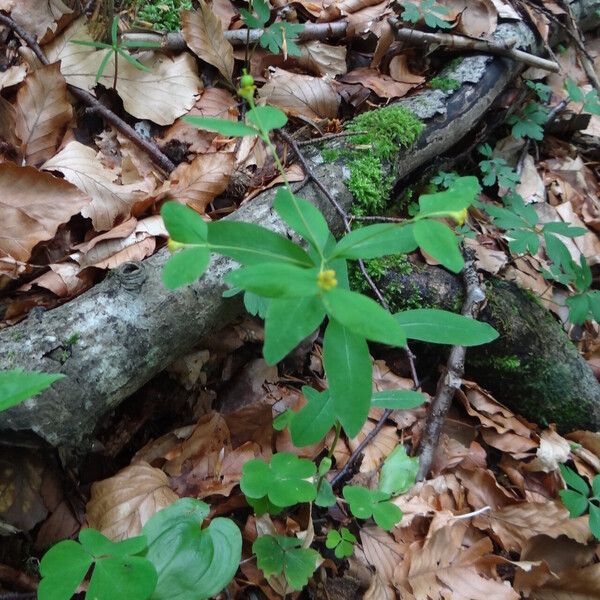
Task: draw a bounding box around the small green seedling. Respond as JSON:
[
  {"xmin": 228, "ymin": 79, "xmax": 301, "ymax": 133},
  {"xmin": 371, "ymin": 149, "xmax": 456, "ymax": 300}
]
[
  {"xmin": 565, "ymin": 78, "xmax": 600, "ymax": 115},
  {"xmin": 478, "ymin": 144, "xmax": 520, "ymax": 191},
  {"xmin": 507, "ymin": 101, "xmax": 549, "ymax": 140},
  {"xmin": 400, "ymin": 0, "xmax": 452, "ymax": 29},
  {"xmin": 559, "ymin": 464, "xmax": 600, "ymax": 540},
  {"xmin": 326, "ymin": 528, "xmax": 357, "ymax": 558},
  {"xmin": 72, "ymin": 16, "xmax": 161, "ymax": 88},
  {"xmin": 253, "ymin": 535, "xmax": 320, "ymax": 591},
  {"xmin": 343, "ymin": 485, "xmax": 403, "ymax": 531}
]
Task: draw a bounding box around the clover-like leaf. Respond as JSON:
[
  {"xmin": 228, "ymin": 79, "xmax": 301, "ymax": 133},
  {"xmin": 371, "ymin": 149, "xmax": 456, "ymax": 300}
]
[
  {"xmin": 325, "ymin": 528, "xmax": 356, "ymax": 559},
  {"xmin": 241, "ymin": 453, "xmax": 317, "ymax": 507},
  {"xmin": 343, "ymin": 485, "xmax": 402, "ymax": 531}
]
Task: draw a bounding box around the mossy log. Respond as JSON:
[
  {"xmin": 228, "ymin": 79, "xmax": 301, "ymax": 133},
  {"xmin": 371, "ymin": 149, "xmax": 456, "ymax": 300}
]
[
  {"xmin": 372, "ymin": 264, "xmax": 600, "ymax": 432},
  {"xmin": 1, "ymin": 2, "xmax": 599, "ymax": 449}
]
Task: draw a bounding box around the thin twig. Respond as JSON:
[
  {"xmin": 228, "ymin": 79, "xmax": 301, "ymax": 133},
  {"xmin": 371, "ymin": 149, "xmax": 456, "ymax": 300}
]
[
  {"xmin": 0, "ymin": 13, "xmax": 175, "ymax": 174},
  {"xmin": 389, "ymin": 18, "xmax": 560, "ymax": 73},
  {"xmin": 416, "ymin": 247, "xmax": 485, "ymax": 481}
]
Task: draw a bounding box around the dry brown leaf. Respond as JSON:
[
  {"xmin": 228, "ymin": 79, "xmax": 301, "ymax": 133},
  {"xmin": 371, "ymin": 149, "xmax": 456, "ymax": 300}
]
[
  {"xmin": 45, "ymin": 18, "xmax": 201, "ymax": 125},
  {"xmin": 161, "ymin": 152, "xmax": 235, "ymax": 213},
  {"xmin": 529, "ymin": 563, "xmax": 600, "ymax": 600},
  {"xmin": 473, "ymin": 501, "xmax": 591, "ymax": 553},
  {"xmin": 182, "ymin": 4, "xmax": 234, "ymax": 84},
  {"xmin": 346, "ymin": 1, "xmax": 392, "ymax": 37},
  {"xmin": 0, "ymin": 96, "xmax": 19, "ymax": 148},
  {"xmin": 14, "ymin": 62, "xmax": 72, "ymax": 166},
  {"xmin": 341, "ymin": 68, "xmax": 417, "ymax": 98},
  {"xmin": 86, "ymin": 462, "xmax": 178, "ymax": 540},
  {"xmin": 42, "ymin": 141, "xmax": 149, "ymax": 231},
  {"xmin": 388, "ymin": 54, "xmax": 426, "ymax": 84},
  {"xmin": 0, "ymin": 64, "xmax": 28, "ymax": 90},
  {"xmin": 446, "ymin": 0, "xmax": 498, "ymax": 37},
  {"xmin": 395, "ymin": 521, "xmax": 518, "ymax": 600},
  {"xmin": 457, "ymin": 467, "xmax": 518, "ymax": 509},
  {"xmin": 357, "ymin": 526, "xmax": 405, "ymax": 584},
  {"xmin": 11, "ymin": 0, "xmax": 72, "ymax": 40},
  {"xmin": 371, "ymin": 20, "xmax": 394, "ymax": 69},
  {"xmin": 0, "ymin": 162, "xmax": 89, "ymax": 262},
  {"xmin": 259, "ymin": 68, "xmax": 340, "ymax": 121},
  {"xmin": 524, "ymin": 429, "xmax": 571, "ymax": 473},
  {"xmin": 19, "ymin": 262, "xmax": 94, "ymax": 298}
]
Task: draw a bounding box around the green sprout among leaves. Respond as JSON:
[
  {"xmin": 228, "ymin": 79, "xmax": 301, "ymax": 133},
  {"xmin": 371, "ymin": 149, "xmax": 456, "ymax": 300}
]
[
  {"xmin": 72, "ymin": 16, "xmax": 161, "ymax": 89},
  {"xmin": 400, "ymin": 0, "xmax": 452, "ymax": 29},
  {"xmin": 559, "ymin": 464, "xmax": 600, "ymax": 540},
  {"xmin": 326, "ymin": 528, "xmax": 357, "ymax": 558}
]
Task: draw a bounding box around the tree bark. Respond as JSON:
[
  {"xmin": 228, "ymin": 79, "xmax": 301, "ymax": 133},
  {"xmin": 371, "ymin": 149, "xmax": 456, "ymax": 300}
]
[{"xmin": 1, "ymin": 2, "xmax": 598, "ymax": 448}]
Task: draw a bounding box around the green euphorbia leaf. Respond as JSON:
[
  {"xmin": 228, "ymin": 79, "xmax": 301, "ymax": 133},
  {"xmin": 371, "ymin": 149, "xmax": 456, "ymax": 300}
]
[
  {"xmin": 246, "ymin": 105, "xmax": 288, "ymax": 132},
  {"xmin": 143, "ymin": 498, "xmax": 241, "ymax": 600},
  {"xmin": 184, "ymin": 116, "xmax": 259, "ymax": 137},
  {"xmin": 274, "ymin": 188, "xmax": 330, "ymax": 253},
  {"xmin": 0, "ymin": 369, "xmax": 64, "ymax": 412},
  {"xmin": 413, "ymin": 219, "xmax": 464, "ymax": 273},
  {"xmin": 225, "ymin": 264, "xmax": 320, "ymax": 298},
  {"xmin": 323, "ymin": 320, "xmax": 371, "ymax": 437},
  {"xmin": 161, "ymin": 202, "xmax": 207, "ymax": 244},
  {"xmin": 329, "ymin": 223, "xmax": 417, "ymax": 260},
  {"xmin": 241, "ymin": 453, "xmax": 317, "ymax": 506},
  {"xmin": 394, "ymin": 309, "xmax": 498, "ymax": 346},
  {"xmin": 253, "ymin": 535, "xmax": 320, "ymax": 591},
  {"xmin": 162, "ymin": 247, "xmax": 210, "ymax": 289},
  {"xmin": 263, "ymin": 296, "xmax": 326, "ymax": 365},
  {"xmin": 289, "ymin": 388, "xmax": 336, "ymax": 447}
]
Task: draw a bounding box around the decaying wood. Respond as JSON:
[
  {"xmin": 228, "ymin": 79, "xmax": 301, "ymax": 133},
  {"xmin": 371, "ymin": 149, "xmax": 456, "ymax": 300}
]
[{"xmin": 1, "ymin": 2, "xmax": 599, "ymax": 449}]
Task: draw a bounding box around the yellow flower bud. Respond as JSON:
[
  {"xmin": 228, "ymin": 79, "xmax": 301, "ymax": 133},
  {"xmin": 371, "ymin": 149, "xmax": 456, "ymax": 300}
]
[
  {"xmin": 317, "ymin": 269, "xmax": 338, "ymax": 291},
  {"xmin": 167, "ymin": 238, "xmax": 185, "ymax": 253},
  {"xmin": 449, "ymin": 208, "xmax": 468, "ymax": 226}
]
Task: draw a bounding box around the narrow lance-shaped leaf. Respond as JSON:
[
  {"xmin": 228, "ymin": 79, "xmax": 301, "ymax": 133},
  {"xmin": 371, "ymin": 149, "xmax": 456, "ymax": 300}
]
[
  {"xmin": 289, "ymin": 388, "xmax": 336, "ymax": 447},
  {"xmin": 330, "ymin": 223, "xmax": 416, "ymax": 260},
  {"xmin": 184, "ymin": 116, "xmax": 259, "ymax": 137},
  {"xmin": 323, "ymin": 320, "xmax": 371, "ymax": 437},
  {"xmin": 225, "ymin": 264, "xmax": 320, "ymax": 298},
  {"xmin": 413, "ymin": 219, "xmax": 464, "ymax": 273}
]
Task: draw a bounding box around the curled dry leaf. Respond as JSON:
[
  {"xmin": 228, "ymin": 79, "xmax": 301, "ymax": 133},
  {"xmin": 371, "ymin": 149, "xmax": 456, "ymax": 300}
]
[
  {"xmin": 182, "ymin": 4, "xmax": 234, "ymax": 85},
  {"xmin": 86, "ymin": 462, "xmax": 178, "ymax": 541},
  {"xmin": 15, "ymin": 62, "xmax": 73, "ymax": 166},
  {"xmin": 0, "ymin": 64, "xmax": 28, "ymax": 90},
  {"xmin": 160, "ymin": 151, "xmax": 236, "ymax": 214},
  {"xmin": 11, "ymin": 0, "xmax": 72, "ymax": 41},
  {"xmin": 341, "ymin": 68, "xmax": 418, "ymax": 99},
  {"xmin": 445, "ymin": 0, "xmax": 498, "ymax": 37},
  {"xmin": 42, "ymin": 141, "xmax": 149, "ymax": 232},
  {"xmin": 45, "ymin": 18, "xmax": 201, "ymax": 125},
  {"xmin": 19, "ymin": 262, "xmax": 95, "ymax": 298},
  {"xmin": 0, "ymin": 96, "xmax": 19, "ymax": 148},
  {"xmin": 258, "ymin": 68, "xmax": 340, "ymax": 121},
  {"xmin": 388, "ymin": 54, "xmax": 426, "ymax": 85},
  {"xmin": 0, "ymin": 162, "xmax": 89, "ymax": 263}
]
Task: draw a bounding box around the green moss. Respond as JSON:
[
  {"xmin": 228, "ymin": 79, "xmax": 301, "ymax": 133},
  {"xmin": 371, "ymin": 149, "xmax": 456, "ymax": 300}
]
[
  {"xmin": 135, "ymin": 0, "xmax": 192, "ymax": 31},
  {"xmin": 342, "ymin": 106, "xmax": 424, "ymax": 215},
  {"xmin": 475, "ymin": 355, "xmax": 521, "ymax": 373},
  {"xmin": 322, "ymin": 148, "xmax": 342, "ymax": 162},
  {"xmin": 429, "ymin": 77, "xmax": 461, "ymax": 91},
  {"xmin": 347, "ymin": 156, "xmax": 393, "ymax": 215}
]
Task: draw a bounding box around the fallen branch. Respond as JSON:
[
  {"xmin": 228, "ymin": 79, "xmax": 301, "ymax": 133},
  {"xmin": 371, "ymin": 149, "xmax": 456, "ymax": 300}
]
[
  {"xmin": 388, "ymin": 17, "xmax": 560, "ymax": 73},
  {"xmin": 416, "ymin": 249, "xmax": 485, "ymax": 481},
  {"xmin": 0, "ymin": 12, "xmax": 176, "ymax": 174}
]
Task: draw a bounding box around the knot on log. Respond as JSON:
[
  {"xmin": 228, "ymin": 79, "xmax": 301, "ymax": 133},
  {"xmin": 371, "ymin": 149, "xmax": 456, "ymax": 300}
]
[{"xmin": 115, "ymin": 262, "xmax": 147, "ymax": 292}]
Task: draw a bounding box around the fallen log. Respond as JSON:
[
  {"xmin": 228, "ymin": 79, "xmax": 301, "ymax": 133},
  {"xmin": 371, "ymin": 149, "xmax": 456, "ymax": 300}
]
[{"xmin": 2, "ymin": 3, "xmax": 599, "ymax": 448}]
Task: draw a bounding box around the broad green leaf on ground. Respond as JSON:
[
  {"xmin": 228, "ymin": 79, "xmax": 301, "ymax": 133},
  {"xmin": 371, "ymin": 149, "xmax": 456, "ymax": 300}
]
[
  {"xmin": 38, "ymin": 540, "xmax": 94, "ymax": 600},
  {"xmin": 253, "ymin": 535, "xmax": 320, "ymax": 591},
  {"xmin": 394, "ymin": 309, "xmax": 499, "ymax": 345},
  {"xmin": 42, "ymin": 141, "xmax": 149, "ymax": 231},
  {"xmin": 0, "ymin": 162, "xmax": 89, "ymax": 262},
  {"xmin": 45, "ymin": 18, "xmax": 201, "ymax": 125},
  {"xmin": 241, "ymin": 453, "xmax": 317, "ymax": 506},
  {"xmin": 182, "ymin": 4, "xmax": 234, "ymax": 84},
  {"xmin": 315, "ymin": 479, "xmax": 337, "ymax": 507},
  {"xmin": 371, "ymin": 389, "xmax": 426, "ymax": 409},
  {"xmin": 143, "ymin": 498, "xmax": 241, "ymax": 600},
  {"xmin": 258, "ymin": 67, "xmax": 340, "ymax": 120},
  {"xmin": 0, "ymin": 370, "xmax": 65, "ymax": 412},
  {"xmin": 263, "ymin": 296, "xmax": 326, "ymax": 364},
  {"xmin": 323, "ymin": 320, "xmax": 371, "ymax": 437},
  {"xmin": 225, "ymin": 264, "xmax": 320, "ymax": 298},
  {"xmin": 273, "ymin": 188, "xmax": 330, "ymax": 253},
  {"xmin": 14, "ymin": 62, "xmax": 72, "ymax": 166},
  {"xmin": 208, "ymin": 221, "xmax": 314, "ymax": 267},
  {"xmin": 322, "ymin": 288, "xmax": 407, "ymax": 347},
  {"xmin": 413, "ymin": 219, "xmax": 464, "ymax": 273},
  {"xmin": 378, "ymin": 445, "xmax": 418, "ymax": 495},
  {"xmin": 289, "ymin": 388, "xmax": 335, "ymax": 447},
  {"xmin": 330, "ymin": 223, "xmax": 417, "ymax": 260},
  {"xmin": 161, "ymin": 152, "xmax": 235, "ymax": 214},
  {"xmin": 417, "ymin": 176, "xmax": 480, "ymax": 218}
]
